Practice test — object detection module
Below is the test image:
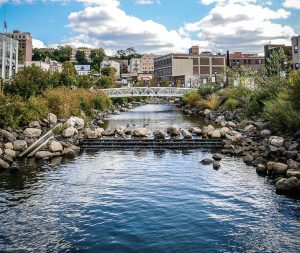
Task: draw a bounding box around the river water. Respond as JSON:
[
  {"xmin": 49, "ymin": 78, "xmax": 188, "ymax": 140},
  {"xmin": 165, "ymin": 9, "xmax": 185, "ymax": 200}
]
[{"xmin": 1, "ymin": 104, "xmax": 300, "ymax": 253}]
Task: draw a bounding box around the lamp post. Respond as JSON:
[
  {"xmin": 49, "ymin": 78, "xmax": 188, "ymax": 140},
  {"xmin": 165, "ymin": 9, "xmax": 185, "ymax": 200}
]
[{"xmin": 214, "ymin": 71, "xmax": 217, "ymax": 84}]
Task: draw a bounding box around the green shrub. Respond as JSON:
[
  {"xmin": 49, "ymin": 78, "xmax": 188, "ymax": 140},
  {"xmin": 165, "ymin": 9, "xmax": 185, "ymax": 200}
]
[
  {"xmin": 262, "ymin": 98, "xmax": 300, "ymax": 133},
  {"xmin": 224, "ymin": 98, "xmax": 238, "ymax": 111},
  {"xmin": 198, "ymin": 83, "xmax": 220, "ymax": 98},
  {"xmin": 182, "ymin": 90, "xmax": 201, "ymax": 107},
  {"xmin": 201, "ymin": 94, "xmax": 221, "ymax": 110}
]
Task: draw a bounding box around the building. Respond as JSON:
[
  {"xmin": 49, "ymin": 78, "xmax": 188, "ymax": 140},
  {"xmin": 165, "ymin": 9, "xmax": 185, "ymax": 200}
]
[
  {"xmin": 292, "ymin": 36, "xmax": 300, "ymax": 69},
  {"xmin": 129, "ymin": 58, "xmax": 141, "ymax": 75},
  {"xmin": 227, "ymin": 52, "xmax": 265, "ymax": 72},
  {"xmin": 0, "ymin": 33, "xmax": 18, "ymax": 80},
  {"xmin": 24, "ymin": 61, "xmax": 50, "ymax": 71},
  {"xmin": 141, "ymin": 54, "xmax": 155, "ymax": 74},
  {"xmin": 154, "ymin": 46, "xmax": 226, "ymax": 86},
  {"xmin": 75, "ymin": 65, "xmax": 91, "ymax": 75},
  {"xmin": 114, "ymin": 59, "xmax": 129, "ymax": 74},
  {"xmin": 22, "ymin": 59, "xmax": 62, "ymax": 73},
  {"xmin": 4, "ymin": 30, "xmax": 32, "ymax": 62},
  {"xmin": 71, "ymin": 47, "xmax": 93, "ymax": 63},
  {"xmin": 100, "ymin": 60, "xmax": 120, "ymax": 78},
  {"xmin": 264, "ymin": 44, "xmax": 292, "ymax": 62}
]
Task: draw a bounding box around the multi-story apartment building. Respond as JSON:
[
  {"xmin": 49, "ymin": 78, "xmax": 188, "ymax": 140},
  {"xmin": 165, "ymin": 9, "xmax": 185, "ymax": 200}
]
[
  {"xmin": 291, "ymin": 36, "xmax": 300, "ymax": 69},
  {"xmin": 264, "ymin": 44, "xmax": 292, "ymax": 63},
  {"xmin": 70, "ymin": 47, "xmax": 92, "ymax": 63},
  {"xmin": 141, "ymin": 54, "xmax": 155, "ymax": 74},
  {"xmin": 129, "ymin": 58, "xmax": 141, "ymax": 75},
  {"xmin": 228, "ymin": 52, "xmax": 265, "ymax": 72},
  {"xmin": 0, "ymin": 33, "xmax": 18, "ymax": 80},
  {"xmin": 4, "ymin": 30, "xmax": 32, "ymax": 62},
  {"xmin": 154, "ymin": 46, "xmax": 225, "ymax": 86}
]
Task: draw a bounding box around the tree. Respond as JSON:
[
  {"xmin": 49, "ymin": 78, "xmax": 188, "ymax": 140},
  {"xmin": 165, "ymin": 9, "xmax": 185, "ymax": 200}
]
[
  {"xmin": 62, "ymin": 61, "xmax": 76, "ymax": 76},
  {"xmin": 114, "ymin": 47, "xmax": 141, "ymax": 60},
  {"xmin": 265, "ymin": 48, "xmax": 291, "ymax": 77},
  {"xmin": 101, "ymin": 66, "xmax": 117, "ymax": 78},
  {"xmin": 75, "ymin": 50, "xmax": 88, "ymax": 64},
  {"xmin": 90, "ymin": 48, "xmax": 106, "ymax": 71},
  {"xmin": 53, "ymin": 46, "xmax": 72, "ymax": 63},
  {"xmin": 95, "ymin": 76, "xmax": 116, "ymax": 88},
  {"xmin": 4, "ymin": 65, "xmax": 51, "ymax": 99}
]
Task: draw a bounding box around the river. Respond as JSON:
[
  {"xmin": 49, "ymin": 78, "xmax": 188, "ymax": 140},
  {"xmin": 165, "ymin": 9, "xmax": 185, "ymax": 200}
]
[{"xmin": 0, "ymin": 104, "xmax": 300, "ymax": 253}]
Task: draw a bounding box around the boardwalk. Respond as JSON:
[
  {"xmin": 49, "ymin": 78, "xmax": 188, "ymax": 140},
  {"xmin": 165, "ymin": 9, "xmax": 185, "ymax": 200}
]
[{"xmin": 100, "ymin": 87, "xmax": 196, "ymax": 98}]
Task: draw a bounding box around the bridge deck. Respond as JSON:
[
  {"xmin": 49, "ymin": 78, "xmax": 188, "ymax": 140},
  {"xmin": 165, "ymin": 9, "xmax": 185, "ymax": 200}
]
[{"xmin": 81, "ymin": 138, "xmax": 224, "ymax": 150}]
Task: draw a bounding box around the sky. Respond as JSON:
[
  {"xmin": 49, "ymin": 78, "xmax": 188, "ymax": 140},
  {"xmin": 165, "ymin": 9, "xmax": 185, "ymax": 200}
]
[{"xmin": 1, "ymin": 0, "xmax": 300, "ymax": 55}]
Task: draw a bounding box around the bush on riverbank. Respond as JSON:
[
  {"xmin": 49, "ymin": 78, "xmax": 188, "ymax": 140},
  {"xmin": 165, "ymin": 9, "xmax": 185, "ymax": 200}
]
[{"xmin": 0, "ymin": 88, "xmax": 111, "ymax": 128}]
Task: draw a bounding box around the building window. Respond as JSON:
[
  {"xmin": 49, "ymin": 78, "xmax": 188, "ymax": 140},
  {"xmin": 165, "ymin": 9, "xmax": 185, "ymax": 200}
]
[
  {"xmin": 244, "ymin": 59, "xmax": 247, "ymax": 64},
  {"xmin": 294, "ymin": 45, "xmax": 299, "ymax": 54},
  {"xmin": 248, "ymin": 59, "xmax": 251, "ymax": 65}
]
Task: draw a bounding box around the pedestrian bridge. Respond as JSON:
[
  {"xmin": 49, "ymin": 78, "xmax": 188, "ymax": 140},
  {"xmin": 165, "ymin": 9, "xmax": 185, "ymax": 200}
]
[{"xmin": 100, "ymin": 87, "xmax": 196, "ymax": 98}]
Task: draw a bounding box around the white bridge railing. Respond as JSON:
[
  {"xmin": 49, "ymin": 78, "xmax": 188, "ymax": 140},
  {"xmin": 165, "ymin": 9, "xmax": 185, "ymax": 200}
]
[{"xmin": 100, "ymin": 87, "xmax": 196, "ymax": 98}]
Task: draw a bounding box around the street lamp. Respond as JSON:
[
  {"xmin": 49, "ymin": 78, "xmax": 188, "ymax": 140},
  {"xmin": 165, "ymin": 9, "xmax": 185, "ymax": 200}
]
[{"xmin": 214, "ymin": 71, "xmax": 217, "ymax": 84}]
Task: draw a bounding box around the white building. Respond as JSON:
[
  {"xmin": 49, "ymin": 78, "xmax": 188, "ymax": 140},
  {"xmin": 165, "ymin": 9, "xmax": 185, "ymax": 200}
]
[
  {"xmin": 71, "ymin": 47, "xmax": 92, "ymax": 63},
  {"xmin": 0, "ymin": 33, "xmax": 18, "ymax": 80},
  {"xmin": 24, "ymin": 61, "xmax": 50, "ymax": 71},
  {"xmin": 100, "ymin": 60, "xmax": 120, "ymax": 78},
  {"xmin": 75, "ymin": 65, "xmax": 91, "ymax": 75},
  {"xmin": 129, "ymin": 58, "xmax": 141, "ymax": 75}
]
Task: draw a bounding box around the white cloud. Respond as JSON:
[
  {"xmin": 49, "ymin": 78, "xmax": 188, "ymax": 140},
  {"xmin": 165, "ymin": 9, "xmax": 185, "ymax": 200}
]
[
  {"xmin": 135, "ymin": 0, "xmax": 160, "ymax": 5},
  {"xmin": 183, "ymin": 2, "xmax": 295, "ymax": 53},
  {"xmin": 32, "ymin": 38, "xmax": 46, "ymax": 48},
  {"xmin": 283, "ymin": 0, "xmax": 300, "ymax": 9}
]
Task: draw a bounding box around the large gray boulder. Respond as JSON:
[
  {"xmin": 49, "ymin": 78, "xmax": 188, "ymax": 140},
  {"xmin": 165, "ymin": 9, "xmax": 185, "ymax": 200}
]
[
  {"xmin": 67, "ymin": 116, "xmax": 85, "ymax": 130},
  {"xmin": 167, "ymin": 125, "xmax": 180, "ymax": 136},
  {"xmin": 153, "ymin": 130, "xmax": 166, "ymax": 139},
  {"xmin": 4, "ymin": 142, "xmax": 13, "ymax": 150},
  {"xmin": 260, "ymin": 129, "xmax": 272, "ymax": 138},
  {"xmin": 244, "ymin": 124, "xmax": 256, "ymax": 132},
  {"xmin": 267, "ymin": 161, "xmax": 288, "ymax": 175},
  {"xmin": 13, "ymin": 140, "xmax": 28, "ymax": 151},
  {"xmin": 182, "ymin": 130, "xmax": 192, "ymax": 139},
  {"xmin": 24, "ymin": 128, "xmax": 42, "ymax": 138},
  {"xmin": 0, "ymin": 148, "xmax": 2, "ymax": 156},
  {"xmin": 4, "ymin": 149, "xmax": 16, "ymax": 158},
  {"xmin": 200, "ymin": 158, "xmax": 214, "ymax": 165},
  {"xmin": 269, "ymin": 136, "xmax": 284, "ymax": 148},
  {"xmin": 35, "ymin": 151, "xmax": 53, "ymax": 159},
  {"xmin": 62, "ymin": 148, "xmax": 76, "ymax": 158},
  {"xmin": 0, "ymin": 130, "xmax": 16, "ymax": 142},
  {"xmin": 47, "ymin": 113, "xmax": 58, "ymax": 125},
  {"xmin": 210, "ymin": 130, "xmax": 221, "ymax": 138},
  {"xmin": 85, "ymin": 128, "xmax": 102, "ymax": 139},
  {"xmin": 276, "ymin": 177, "xmax": 300, "ymax": 193},
  {"xmin": 49, "ymin": 140, "xmax": 63, "ymax": 152},
  {"xmin": 189, "ymin": 127, "xmax": 202, "ymax": 136},
  {"xmin": 202, "ymin": 125, "xmax": 215, "ymax": 137},
  {"xmin": 286, "ymin": 170, "xmax": 300, "ymax": 178},
  {"xmin": 132, "ymin": 128, "xmax": 148, "ymax": 137},
  {"xmin": 287, "ymin": 159, "xmax": 300, "ymax": 170},
  {"xmin": 203, "ymin": 109, "xmax": 211, "ymax": 116},
  {"xmin": 220, "ymin": 127, "xmax": 230, "ymax": 137},
  {"xmin": 0, "ymin": 158, "xmax": 10, "ymax": 169},
  {"xmin": 28, "ymin": 121, "xmax": 41, "ymax": 128},
  {"xmin": 62, "ymin": 126, "xmax": 77, "ymax": 138}
]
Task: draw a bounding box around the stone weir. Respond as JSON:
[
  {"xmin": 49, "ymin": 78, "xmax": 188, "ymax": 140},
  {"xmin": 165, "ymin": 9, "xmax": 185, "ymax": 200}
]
[{"xmin": 80, "ymin": 138, "xmax": 224, "ymax": 150}]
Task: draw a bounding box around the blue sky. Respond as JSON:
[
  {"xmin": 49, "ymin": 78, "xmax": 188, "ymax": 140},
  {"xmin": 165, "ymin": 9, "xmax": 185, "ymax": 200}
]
[{"xmin": 1, "ymin": 0, "xmax": 300, "ymax": 55}]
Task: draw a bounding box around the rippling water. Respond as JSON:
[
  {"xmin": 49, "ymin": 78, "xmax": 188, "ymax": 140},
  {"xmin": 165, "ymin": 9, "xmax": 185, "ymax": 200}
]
[{"xmin": 1, "ymin": 104, "xmax": 300, "ymax": 252}]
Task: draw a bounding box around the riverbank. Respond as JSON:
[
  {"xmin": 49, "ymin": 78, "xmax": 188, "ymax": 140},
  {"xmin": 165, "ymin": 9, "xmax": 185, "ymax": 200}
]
[{"xmin": 179, "ymin": 103, "xmax": 300, "ymax": 196}]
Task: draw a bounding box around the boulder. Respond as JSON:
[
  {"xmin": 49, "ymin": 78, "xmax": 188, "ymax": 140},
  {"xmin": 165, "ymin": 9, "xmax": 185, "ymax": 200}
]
[
  {"xmin": 0, "ymin": 148, "xmax": 2, "ymax": 156},
  {"xmin": 97, "ymin": 120, "xmax": 104, "ymax": 126},
  {"xmin": 182, "ymin": 130, "xmax": 192, "ymax": 139},
  {"xmin": 103, "ymin": 128, "xmax": 115, "ymax": 136},
  {"xmin": 47, "ymin": 113, "xmax": 58, "ymax": 125},
  {"xmin": 203, "ymin": 109, "xmax": 211, "ymax": 116},
  {"xmin": 35, "ymin": 151, "xmax": 53, "ymax": 160},
  {"xmin": 189, "ymin": 127, "xmax": 202, "ymax": 136},
  {"xmin": 132, "ymin": 128, "xmax": 148, "ymax": 137},
  {"xmin": 49, "ymin": 140, "xmax": 63, "ymax": 152},
  {"xmin": 226, "ymin": 121, "xmax": 237, "ymax": 128},
  {"xmin": 210, "ymin": 130, "xmax": 221, "ymax": 138},
  {"xmin": 4, "ymin": 149, "xmax": 16, "ymax": 158},
  {"xmin": 200, "ymin": 158, "xmax": 214, "ymax": 165},
  {"xmin": 116, "ymin": 126, "xmax": 126, "ymax": 136},
  {"xmin": 167, "ymin": 125, "xmax": 180, "ymax": 136},
  {"xmin": 67, "ymin": 116, "xmax": 85, "ymax": 130},
  {"xmin": 202, "ymin": 125, "xmax": 215, "ymax": 137},
  {"xmin": 256, "ymin": 164, "xmax": 267, "ymax": 176},
  {"xmin": 233, "ymin": 133, "xmax": 243, "ymax": 143},
  {"xmin": 0, "ymin": 158, "xmax": 10, "ymax": 169},
  {"xmin": 287, "ymin": 159, "xmax": 300, "ymax": 170},
  {"xmin": 276, "ymin": 177, "xmax": 300, "ymax": 193},
  {"xmin": 62, "ymin": 148, "xmax": 76, "ymax": 158},
  {"xmin": 28, "ymin": 121, "xmax": 41, "ymax": 128},
  {"xmin": 85, "ymin": 128, "xmax": 101, "ymax": 139},
  {"xmin": 13, "ymin": 140, "xmax": 27, "ymax": 151},
  {"xmin": 260, "ymin": 129, "xmax": 272, "ymax": 138},
  {"xmin": 62, "ymin": 126, "xmax": 77, "ymax": 138},
  {"xmin": 269, "ymin": 136, "xmax": 284, "ymax": 148},
  {"xmin": 213, "ymin": 162, "xmax": 221, "ymax": 170},
  {"xmin": 244, "ymin": 124, "xmax": 256, "ymax": 132},
  {"xmin": 153, "ymin": 130, "xmax": 166, "ymax": 139},
  {"xmin": 286, "ymin": 170, "xmax": 300, "ymax": 178},
  {"xmin": 220, "ymin": 127, "xmax": 230, "ymax": 137},
  {"xmin": 267, "ymin": 161, "xmax": 288, "ymax": 175},
  {"xmin": 0, "ymin": 130, "xmax": 16, "ymax": 142},
  {"xmin": 3, "ymin": 154, "xmax": 13, "ymax": 163},
  {"xmin": 212, "ymin": 153, "xmax": 222, "ymax": 161},
  {"xmin": 24, "ymin": 128, "xmax": 42, "ymax": 138},
  {"xmin": 4, "ymin": 142, "xmax": 14, "ymax": 150}
]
